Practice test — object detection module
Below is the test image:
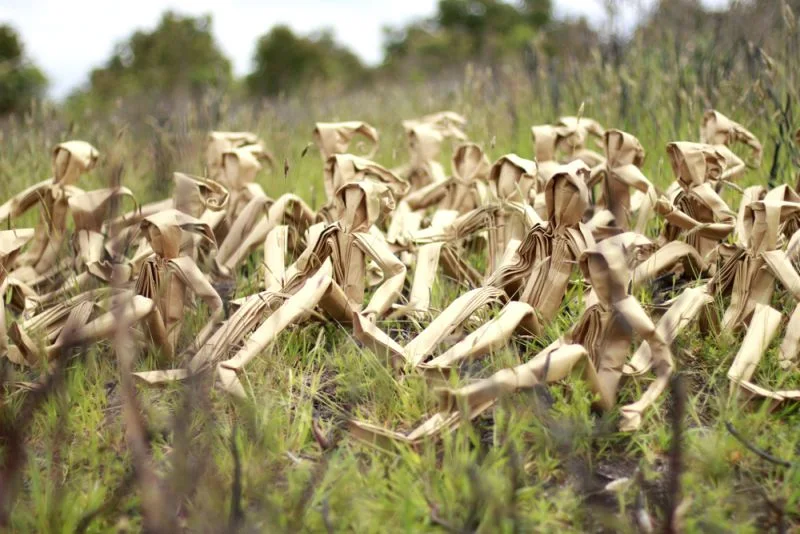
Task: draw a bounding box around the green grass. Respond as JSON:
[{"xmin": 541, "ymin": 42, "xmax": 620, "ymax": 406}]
[{"xmin": 2, "ymin": 23, "xmax": 800, "ymax": 531}]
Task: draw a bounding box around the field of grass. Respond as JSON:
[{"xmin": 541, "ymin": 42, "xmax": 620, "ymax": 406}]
[{"xmin": 2, "ymin": 18, "xmax": 800, "ymax": 533}]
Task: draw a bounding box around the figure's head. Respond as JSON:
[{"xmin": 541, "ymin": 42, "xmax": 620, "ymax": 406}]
[
  {"xmin": 68, "ymin": 187, "xmax": 137, "ymax": 233},
  {"xmin": 701, "ymin": 110, "xmax": 763, "ymax": 166},
  {"xmin": 140, "ymin": 209, "xmax": 216, "ymax": 259},
  {"xmin": 323, "ymin": 154, "xmax": 408, "ymax": 204},
  {"xmin": 451, "ymin": 143, "xmax": 490, "ymax": 185},
  {"xmin": 580, "ymin": 232, "xmax": 654, "ymax": 304},
  {"xmin": 206, "ymin": 131, "xmax": 260, "ymax": 178},
  {"xmin": 603, "ymin": 130, "xmax": 645, "ymax": 168},
  {"xmin": 488, "ymin": 154, "xmax": 538, "ymax": 202},
  {"xmin": 52, "ymin": 141, "xmax": 99, "ymax": 186},
  {"xmin": 313, "ymin": 121, "xmax": 379, "ymax": 162},
  {"xmin": 666, "ymin": 142, "xmax": 726, "ymax": 189},
  {"xmin": 220, "ymin": 147, "xmax": 263, "ymax": 191},
  {"xmin": 742, "ymin": 192, "xmax": 800, "ymax": 254},
  {"xmin": 402, "ymin": 111, "xmax": 468, "ymax": 166},
  {"xmin": 555, "ymin": 116, "xmax": 604, "ymax": 153},
  {"xmin": 545, "ymin": 160, "xmax": 590, "ymax": 227},
  {"xmin": 172, "ymin": 173, "xmax": 229, "ymax": 218},
  {"xmin": 334, "ymin": 180, "xmax": 395, "ymax": 231}
]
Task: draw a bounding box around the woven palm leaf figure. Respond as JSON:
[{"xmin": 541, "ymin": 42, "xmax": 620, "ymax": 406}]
[
  {"xmin": 349, "ymin": 234, "xmax": 676, "ymax": 446},
  {"xmin": 532, "ymin": 116, "xmax": 605, "ymax": 181},
  {"xmin": 137, "ymin": 179, "xmax": 407, "ymax": 397},
  {"xmin": 11, "ymin": 210, "xmax": 223, "ymax": 363},
  {"xmin": 586, "ymin": 129, "xmax": 657, "ymax": 236},
  {"xmin": 312, "ymin": 121, "xmax": 379, "ymax": 162},
  {"xmin": 23, "ymin": 187, "xmax": 138, "ymax": 314},
  {"xmin": 22, "ymin": 172, "xmax": 228, "ymax": 326},
  {"xmin": 646, "ymin": 142, "xmax": 737, "ymax": 285},
  {"xmin": 394, "ymin": 111, "xmax": 469, "ymax": 190},
  {"xmin": 386, "ymin": 144, "xmax": 496, "ymax": 316},
  {"xmin": 353, "ymin": 161, "xmax": 595, "ymax": 371},
  {"xmin": 0, "ymin": 229, "xmax": 35, "ymax": 365},
  {"xmin": 704, "ymin": 188, "xmax": 800, "ymax": 403},
  {"xmin": 210, "ymin": 142, "xmax": 314, "ymax": 276},
  {"xmin": 700, "ymin": 109, "xmax": 762, "ymax": 187},
  {"xmin": 1, "ymin": 141, "xmax": 99, "ymax": 288}
]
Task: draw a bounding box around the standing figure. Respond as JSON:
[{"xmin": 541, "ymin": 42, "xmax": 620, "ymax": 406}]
[
  {"xmin": 654, "ymin": 142, "xmax": 736, "ymax": 265},
  {"xmin": 12, "ymin": 210, "xmax": 223, "ymax": 363},
  {"xmin": 350, "ymin": 233, "xmax": 676, "ymax": 446},
  {"xmin": 3, "ymin": 141, "xmax": 99, "ymax": 287},
  {"xmin": 1, "ymin": 229, "xmax": 35, "ymax": 364},
  {"xmin": 587, "ymin": 130, "xmax": 657, "ymax": 235},
  {"xmin": 354, "ymin": 161, "xmax": 594, "ymax": 371},
  {"xmin": 397, "ymin": 111, "xmax": 468, "ymax": 189},
  {"xmin": 532, "ymin": 116, "xmax": 605, "ymax": 181},
  {"xmin": 312, "ymin": 121, "xmax": 379, "ymax": 161},
  {"xmin": 703, "ymin": 192, "xmax": 800, "ymax": 403},
  {"xmin": 700, "ymin": 110, "xmax": 762, "ymax": 186},
  {"xmin": 137, "ymin": 180, "xmax": 407, "ymax": 396}
]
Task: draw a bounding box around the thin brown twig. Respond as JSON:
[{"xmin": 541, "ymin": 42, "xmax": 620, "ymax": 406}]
[{"xmin": 724, "ymin": 421, "xmax": 794, "ymax": 468}]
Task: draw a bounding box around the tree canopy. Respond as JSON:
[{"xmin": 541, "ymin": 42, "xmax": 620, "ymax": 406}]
[
  {"xmin": 382, "ymin": 0, "xmax": 552, "ymax": 76},
  {"xmin": 246, "ymin": 25, "xmax": 368, "ymax": 97},
  {"xmin": 0, "ymin": 24, "xmax": 47, "ymax": 115},
  {"xmin": 86, "ymin": 12, "xmax": 231, "ymax": 102}
]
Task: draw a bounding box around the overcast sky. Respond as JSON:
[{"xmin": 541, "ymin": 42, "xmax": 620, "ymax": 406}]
[{"xmin": 1, "ymin": 0, "xmax": 730, "ymax": 99}]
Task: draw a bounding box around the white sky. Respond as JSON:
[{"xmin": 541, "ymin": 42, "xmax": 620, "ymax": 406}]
[{"xmin": 0, "ymin": 0, "xmax": 730, "ymax": 99}]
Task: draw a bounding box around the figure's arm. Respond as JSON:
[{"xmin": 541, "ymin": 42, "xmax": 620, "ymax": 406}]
[
  {"xmin": 731, "ymin": 123, "xmax": 763, "ymax": 166},
  {"xmin": 401, "ymin": 180, "xmax": 448, "ymax": 211},
  {"xmin": 267, "ymin": 193, "xmax": 315, "ymax": 229},
  {"xmin": 718, "ymin": 147, "xmax": 746, "ymax": 183},
  {"xmin": 615, "ymin": 295, "xmax": 674, "ymax": 431},
  {"xmin": 0, "ymin": 179, "xmax": 52, "ymax": 222},
  {"xmin": 352, "ymin": 232, "xmax": 406, "ymax": 320},
  {"xmin": 612, "ymin": 164, "xmax": 657, "ymax": 234},
  {"xmin": 168, "ymin": 257, "xmax": 224, "ymax": 350},
  {"xmin": 656, "ymin": 196, "xmax": 735, "ymax": 240}
]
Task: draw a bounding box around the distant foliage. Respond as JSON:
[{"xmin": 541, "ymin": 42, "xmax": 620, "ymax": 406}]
[
  {"xmin": 84, "ymin": 12, "xmax": 231, "ymax": 103},
  {"xmin": 247, "ymin": 26, "xmax": 369, "ymax": 97},
  {"xmin": 381, "ymin": 0, "xmax": 552, "ymax": 77},
  {"xmin": 0, "ymin": 25, "xmax": 47, "ymax": 116}
]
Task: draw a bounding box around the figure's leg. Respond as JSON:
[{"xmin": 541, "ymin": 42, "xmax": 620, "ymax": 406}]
[
  {"xmin": 728, "ymin": 304, "xmax": 782, "ymax": 397},
  {"xmin": 219, "ymin": 217, "xmax": 273, "ymax": 274},
  {"xmin": 348, "ymin": 410, "xmax": 466, "ymax": 448},
  {"xmin": 632, "ymin": 241, "xmax": 706, "ymax": 289},
  {"xmin": 221, "ymin": 193, "xmax": 311, "ymax": 275},
  {"xmin": 133, "ymin": 292, "xmax": 284, "ymax": 385},
  {"xmin": 29, "ymin": 272, "xmax": 94, "ymax": 311},
  {"xmin": 403, "ymin": 242, "xmax": 443, "ymax": 317},
  {"xmin": 779, "ymin": 302, "xmax": 800, "ymax": 369},
  {"xmin": 347, "ymin": 343, "xmax": 587, "ymax": 447},
  {"xmin": 353, "ymin": 286, "xmax": 503, "ymax": 368},
  {"xmin": 47, "ymin": 295, "xmax": 168, "ymax": 360},
  {"xmin": 216, "ymin": 269, "xmax": 339, "ymax": 396},
  {"xmin": 625, "ymin": 285, "xmax": 713, "ymax": 375},
  {"xmin": 385, "ymin": 201, "xmax": 423, "ymax": 246},
  {"xmin": 261, "ymin": 225, "xmax": 288, "ymax": 291},
  {"xmin": 403, "ymin": 286, "xmax": 505, "ymax": 366},
  {"xmin": 436, "ymin": 341, "xmax": 584, "ymax": 411},
  {"xmin": 215, "ymin": 195, "xmax": 269, "ymax": 268},
  {"xmin": 440, "ymin": 245, "xmax": 483, "ymax": 288},
  {"xmin": 422, "ymin": 301, "xmax": 541, "ymax": 371}
]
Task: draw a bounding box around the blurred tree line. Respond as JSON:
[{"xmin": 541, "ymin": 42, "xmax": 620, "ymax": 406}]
[
  {"xmin": 0, "ymin": 24, "xmax": 47, "ymax": 115},
  {"xmin": 1, "ymin": 0, "xmax": 799, "ymax": 116}
]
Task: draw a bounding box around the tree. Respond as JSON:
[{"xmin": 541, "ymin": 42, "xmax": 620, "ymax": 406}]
[
  {"xmin": 247, "ymin": 26, "xmax": 368, "ymax": 97},
  {"xmin": 85, "ymin": 12, "xmax": 231, "ymax": 102},
  {"xmin": 382, "ymin": 0, "xmax": 552, "ymax": 77},
  {"xmin": 0, "ymin": 25, "xmax": 47, "ymax": 115}
]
